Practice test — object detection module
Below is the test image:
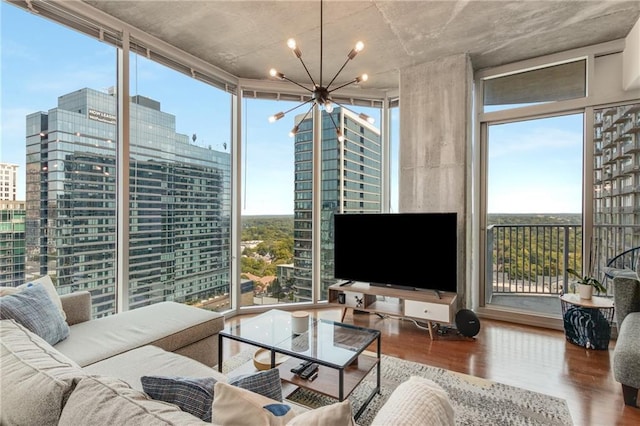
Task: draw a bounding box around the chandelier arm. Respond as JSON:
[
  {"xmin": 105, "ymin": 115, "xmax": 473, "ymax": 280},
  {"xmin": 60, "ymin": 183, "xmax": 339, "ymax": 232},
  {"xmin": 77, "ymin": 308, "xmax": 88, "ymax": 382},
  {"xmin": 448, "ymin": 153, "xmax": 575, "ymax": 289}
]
[
  {"xmin": 325, "ymin": 56, "xmax": 353, "ymax": 90},
  {"xmin": 296, "ymin": 57, "xmax": 318, "ymax": 88},
  {"xmin": 281, "ymin": 75, "xmax": 315, "ymax": 93},
  {"xmin": 326, "ymin": 108, "xmax": 341, "ymax": 134},
  {"xmin": 299, "ymin": 103, "xmax": 315, "ymax": 125},
  {"xmin": 328, "ymin": 78, "xmax": 358, "ymax": 93},
  {"xmin": 281, "ymin": 98, "xmax": 315, "ymax": 117}
]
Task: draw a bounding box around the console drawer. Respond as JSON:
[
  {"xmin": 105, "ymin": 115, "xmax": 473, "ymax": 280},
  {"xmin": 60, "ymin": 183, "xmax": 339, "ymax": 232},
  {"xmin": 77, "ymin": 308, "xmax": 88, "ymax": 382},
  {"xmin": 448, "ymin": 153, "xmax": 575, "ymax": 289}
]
[{"xmin": 404, "ymin": 300, "xmax": 450, "ymax": 322}]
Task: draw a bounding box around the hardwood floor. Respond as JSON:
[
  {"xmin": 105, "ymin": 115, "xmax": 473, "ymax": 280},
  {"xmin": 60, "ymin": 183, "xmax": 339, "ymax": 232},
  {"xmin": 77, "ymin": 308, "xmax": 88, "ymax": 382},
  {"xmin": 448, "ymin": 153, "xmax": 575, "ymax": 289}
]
[{"xmin": 221, "ymin": 307, "xmax": 639, "ymax": 426}]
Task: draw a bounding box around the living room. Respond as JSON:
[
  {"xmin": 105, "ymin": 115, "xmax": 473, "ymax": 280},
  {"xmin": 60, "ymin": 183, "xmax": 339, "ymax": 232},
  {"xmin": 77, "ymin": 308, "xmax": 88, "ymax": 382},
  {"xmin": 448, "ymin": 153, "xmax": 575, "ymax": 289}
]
[{"xmin": 1, "ymin": 0, "xmax": 640, "ymax": 425}]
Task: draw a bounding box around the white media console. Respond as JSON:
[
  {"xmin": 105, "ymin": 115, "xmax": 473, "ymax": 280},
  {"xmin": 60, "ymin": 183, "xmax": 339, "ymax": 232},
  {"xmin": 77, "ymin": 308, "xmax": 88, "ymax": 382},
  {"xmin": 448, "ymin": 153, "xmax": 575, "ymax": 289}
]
[{"xmin": 328, "ymin": 282, "xmax": 458, "ymax": 340}]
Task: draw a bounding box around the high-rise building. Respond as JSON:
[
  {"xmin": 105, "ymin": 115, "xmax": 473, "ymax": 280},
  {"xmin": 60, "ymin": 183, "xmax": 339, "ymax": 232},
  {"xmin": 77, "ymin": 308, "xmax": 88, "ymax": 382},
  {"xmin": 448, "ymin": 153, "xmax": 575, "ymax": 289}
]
[
  {"xmin": 0, "ymin": 200, "xmax": 26, "ymax": 287},
  {"xmin": 292, "ymin": 108, "xmax": 382, "ymax": 302},
  {"xmin": 0, "ymin": 163, "xmax": 18, "ymax": 200},
  {"xmin": 593, "ymin": 102, "xmax": 640, "ymax": 265},
  {"xmin": 26, "ymin": 88, "xmax": 231, "ymax": 317}
]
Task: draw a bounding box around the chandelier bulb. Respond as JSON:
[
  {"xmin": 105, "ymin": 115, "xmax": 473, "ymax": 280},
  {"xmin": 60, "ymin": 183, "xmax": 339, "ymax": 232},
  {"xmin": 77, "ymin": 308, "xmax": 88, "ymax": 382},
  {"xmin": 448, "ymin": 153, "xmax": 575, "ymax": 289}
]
[
  {"xmin": 287, "ymin": 38, "xmax": 302, "ymax": 58},
  {"xmin": 359, "ymin": 113, "xmax": 375, "ymax": 124},
  {"xmin": 355, "ymin": 73, "xmax": 369, "ymax": 84},
  {"xmin": 269, "ymin": 112, "xmax": 285, "ymax": 123},
  {"xmin": 337, "ymin": 130, "xmax": 345, "ymax": 143},
  {"xmin": 269, "ymin": 68, "xmax": 285, "ymax": 80},
  {"xmin": 289, "ymin": 125, "xmax": 299, "ymax": 138},
  {"xmin": 348, "ymin": 41, "xmax": 365, "ymax": 60},
  {"xmin": 325, "ymin": 101, "xmax": 334, "ymax": 113}
]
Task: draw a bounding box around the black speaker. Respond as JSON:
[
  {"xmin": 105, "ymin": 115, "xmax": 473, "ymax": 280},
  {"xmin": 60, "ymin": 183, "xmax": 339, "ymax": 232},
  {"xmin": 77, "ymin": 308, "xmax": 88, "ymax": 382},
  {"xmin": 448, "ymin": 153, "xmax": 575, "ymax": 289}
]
[{"xmin": 455, "ymin": 309, "xmax": 480, "ymax": 337}]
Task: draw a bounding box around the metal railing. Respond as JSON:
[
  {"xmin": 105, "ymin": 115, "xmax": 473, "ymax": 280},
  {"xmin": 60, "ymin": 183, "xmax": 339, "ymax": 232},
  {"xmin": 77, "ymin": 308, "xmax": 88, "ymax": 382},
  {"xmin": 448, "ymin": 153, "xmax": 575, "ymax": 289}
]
[
  {"xmin": 486, "ymin": 224, "xmax": 581, "ymax": 298},
  {"xmin": 486, "ymin": 223, "xmax": 640, "ymax": 298}
]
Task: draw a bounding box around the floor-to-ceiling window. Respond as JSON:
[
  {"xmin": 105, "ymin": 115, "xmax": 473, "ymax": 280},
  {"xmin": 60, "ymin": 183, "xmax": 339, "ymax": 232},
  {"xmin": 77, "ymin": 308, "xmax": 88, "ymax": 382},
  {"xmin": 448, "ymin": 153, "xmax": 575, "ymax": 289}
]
[
  {"xmin": 318, "ymin": 105, "xmax": 382, "ymax": 301},
  {"xmin": 128, "ymin": 49, "xmax": 232, "ymax": 313},
  {"xmin": 3, "ymin": 2, "xmax": 119, "ymax": 317},
  {"xmin": 478, "ymin": 46, "xmax": 640, "ymax": 326},
  {"xmin": 592, "ymin": 102, "xmax": 640, "ymax": 277},
  {"xmin": 2, "ymin": 1, "xmax": 236, "ymax": 317},
  {"xmin": 479, "ymin": 58, "xmax": 588, "ymax": 321},
  {"xmin": 239, "ymin": 97, "xmax": 299, "ymax": 308},
  {"xmin": 484, "ymin": 114, "xmax": 583, "ymax": 316}
]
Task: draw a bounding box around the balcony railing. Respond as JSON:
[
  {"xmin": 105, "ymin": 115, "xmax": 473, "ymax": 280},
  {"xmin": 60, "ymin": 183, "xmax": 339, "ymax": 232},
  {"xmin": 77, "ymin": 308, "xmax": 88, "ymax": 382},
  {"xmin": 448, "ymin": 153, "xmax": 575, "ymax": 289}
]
[
  {"xmin": 486, "ymin": 223, "xmax": 640, "ymax": 298},
  {"xmin": 486, "ymin": 224, "xmax": 581, "ymax": 298}
]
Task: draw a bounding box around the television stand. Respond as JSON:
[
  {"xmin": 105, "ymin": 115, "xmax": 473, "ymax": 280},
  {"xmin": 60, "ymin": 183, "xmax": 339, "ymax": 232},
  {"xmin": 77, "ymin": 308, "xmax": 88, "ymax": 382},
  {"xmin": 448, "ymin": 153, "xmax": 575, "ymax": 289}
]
[{"xmin": 328, "ymin": 283, "xmax": 457, "ymax": 340}]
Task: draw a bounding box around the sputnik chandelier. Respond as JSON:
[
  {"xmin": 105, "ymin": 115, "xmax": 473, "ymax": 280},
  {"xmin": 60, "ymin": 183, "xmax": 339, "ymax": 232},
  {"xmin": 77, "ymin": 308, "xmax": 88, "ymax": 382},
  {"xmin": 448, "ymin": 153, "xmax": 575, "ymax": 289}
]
[{"xmin": 268, "ymin": 0, "xmax": 374, "ymax": 141}]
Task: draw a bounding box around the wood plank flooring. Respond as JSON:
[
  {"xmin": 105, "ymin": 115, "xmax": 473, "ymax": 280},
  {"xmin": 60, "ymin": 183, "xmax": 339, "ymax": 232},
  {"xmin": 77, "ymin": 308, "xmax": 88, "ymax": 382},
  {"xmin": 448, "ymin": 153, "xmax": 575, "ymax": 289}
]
[{"xmin": 221, "ymin": 307, "xmax": 639, "ymax": 426}]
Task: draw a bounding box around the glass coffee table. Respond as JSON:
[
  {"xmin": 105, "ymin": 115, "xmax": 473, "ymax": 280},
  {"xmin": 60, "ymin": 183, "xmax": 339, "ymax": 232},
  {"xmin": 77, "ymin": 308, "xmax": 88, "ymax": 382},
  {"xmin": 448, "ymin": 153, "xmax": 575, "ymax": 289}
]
[{"xmin": 218, "ymin": 309, "xmax": 381, "ymax": 419}]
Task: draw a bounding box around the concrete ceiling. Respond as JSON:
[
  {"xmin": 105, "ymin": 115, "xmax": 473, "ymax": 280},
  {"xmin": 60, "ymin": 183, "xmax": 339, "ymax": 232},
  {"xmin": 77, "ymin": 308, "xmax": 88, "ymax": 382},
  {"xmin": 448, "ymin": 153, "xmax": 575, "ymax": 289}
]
[{"xmin": 83, "ymin": 1, "xmax": 640, "ymax": 94}]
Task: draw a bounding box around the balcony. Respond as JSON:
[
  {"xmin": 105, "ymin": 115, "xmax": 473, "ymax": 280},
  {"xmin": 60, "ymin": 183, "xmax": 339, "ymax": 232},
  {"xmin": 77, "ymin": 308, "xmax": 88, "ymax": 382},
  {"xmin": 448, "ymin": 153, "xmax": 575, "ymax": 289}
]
[{"xmin": 486, "ymin": 223, "xmax": 640, "ymax": 316}]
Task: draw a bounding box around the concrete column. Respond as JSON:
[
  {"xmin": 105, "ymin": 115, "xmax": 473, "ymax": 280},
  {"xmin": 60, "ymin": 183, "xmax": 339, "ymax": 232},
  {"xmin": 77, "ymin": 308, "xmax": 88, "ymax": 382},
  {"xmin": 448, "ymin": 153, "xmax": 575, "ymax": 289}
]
[{"xmin": 399, "ymin": 53, "xmax": 473, "ymax": 304}]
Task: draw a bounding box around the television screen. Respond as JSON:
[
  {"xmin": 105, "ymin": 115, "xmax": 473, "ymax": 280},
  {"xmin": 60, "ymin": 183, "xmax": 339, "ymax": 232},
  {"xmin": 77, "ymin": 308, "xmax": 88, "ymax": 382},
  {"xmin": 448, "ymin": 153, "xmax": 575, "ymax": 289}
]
[{"xmin": 333, "ymin": 212, "xmax": 457, "ymax": 293}]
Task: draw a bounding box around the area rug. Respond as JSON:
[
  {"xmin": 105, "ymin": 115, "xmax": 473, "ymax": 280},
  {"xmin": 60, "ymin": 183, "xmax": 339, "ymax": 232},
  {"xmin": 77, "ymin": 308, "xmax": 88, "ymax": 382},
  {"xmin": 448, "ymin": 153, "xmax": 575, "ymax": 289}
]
[{"xmin": 222, "ymin": 350, "xmax": 573, "ymax": 426}]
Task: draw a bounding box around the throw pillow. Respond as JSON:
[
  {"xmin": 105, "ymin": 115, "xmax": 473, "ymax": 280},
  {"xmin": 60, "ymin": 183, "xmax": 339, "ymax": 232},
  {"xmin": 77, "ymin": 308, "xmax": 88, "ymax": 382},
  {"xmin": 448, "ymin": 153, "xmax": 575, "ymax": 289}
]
[
  {"xmin": 212, "ymin": 381, "xmax": 295, "ymax": 426},
  {"xmin": 141, "ymin": 375, "xmax": 217, "ymax": 422},
  {"xmin": 228, "ymin": 367, "xmax": 283, "ymax": 402},
  {"xmin": 59, "ymin": 376, "xmax": 210, "ymax": 425},
  {"xmin": 18, "ymin": 275, "xmax": 67, "ymax": 320},
  {"xmin": 285, "ymin": 400, "xmax": 355, "ymax": 426},
  {"xmin": 1, "ymin": 277, "xmax": 66, "ymax": 320},
  {"xmin": 0, "ymin": 283, "xmax": 70, "ymax": 345}
]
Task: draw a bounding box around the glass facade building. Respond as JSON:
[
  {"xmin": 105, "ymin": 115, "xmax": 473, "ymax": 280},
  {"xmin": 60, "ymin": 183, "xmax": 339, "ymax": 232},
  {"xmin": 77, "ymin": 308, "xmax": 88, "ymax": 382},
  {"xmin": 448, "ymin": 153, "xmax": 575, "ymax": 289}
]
[
  {"xmin": 0, "ymin": 200, "xmax": 26, "ymax": 287},
  {"xmin": 26, "ymin": 88, "xmax": 231, "ymax": 316},
  {"xmin": 292, "ymin": 108, "xmax": 382, "ymax": 302}
]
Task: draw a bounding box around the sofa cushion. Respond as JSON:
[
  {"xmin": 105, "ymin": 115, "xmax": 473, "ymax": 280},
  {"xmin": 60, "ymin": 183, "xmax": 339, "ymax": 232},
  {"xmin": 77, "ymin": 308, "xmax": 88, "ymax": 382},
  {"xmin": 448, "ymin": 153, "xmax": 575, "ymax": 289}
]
[
  {"xmin": 228, "ymin": 367, "xmax": 283, "ymax": 402},
  {"xmin": 212, "ymin": 381, "xmax": 296, "ymax": 426},
  {"xmin": 85, "ymin": 344, "xmax": 227, "ymax": 391},
  {"xmin": 58, "ymin": 375, "xmax": 210, "ymax": 425},
  {"xmin": 0, "ymin": 283, "xmax": 70, "ymax": 345},
  {"xmin": 53, "ymin": 301, "xmax": 224, "ymax": 367},
  {"xmin": 0, "ymin": 319, "xmax": 87, "ymax": 426},
  {"xmin": 142, "ymin": 375, "xmax": 217, "ymax": 422},
  {"xmin": 285, "ymin": 400, "xmax": 355, "ymax": 426},
  {"xmin": 370, "ymin": 376, "xmax": 455, "ymax": 426}
]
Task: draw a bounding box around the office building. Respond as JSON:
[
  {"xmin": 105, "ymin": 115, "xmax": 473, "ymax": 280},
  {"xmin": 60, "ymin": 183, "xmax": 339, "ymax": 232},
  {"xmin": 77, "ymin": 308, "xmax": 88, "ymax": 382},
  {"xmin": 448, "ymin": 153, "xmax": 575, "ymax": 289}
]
[
  {"xmin": 0, "ymin": 200, "xmax": 26, "ymax": 287},
  {"xmin": 593, "ymin": 103, "xmax": 640, "ymax": 263},
  {"xmin": 292, "ymin": 108, "xmax": 381, "ymax": 302},
  {"xmin": 0, "ymin": 163, "xmax": 18, "ymax": 200},
  {"xmin": 26, "ymin": 88, "xmax": 231, "ymax": 316}
]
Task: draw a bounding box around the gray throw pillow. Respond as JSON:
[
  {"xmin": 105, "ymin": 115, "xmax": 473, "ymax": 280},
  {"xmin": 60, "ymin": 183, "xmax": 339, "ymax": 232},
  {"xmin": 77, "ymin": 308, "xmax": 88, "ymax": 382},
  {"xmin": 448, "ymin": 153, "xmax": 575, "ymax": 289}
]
[
  {"xmin": 141, "ymin": 376, "xmax": 217, "ymax": 422},
  {"xmin": 0, "ymin": 283, "xmax": 69, "ymax": 345},
  {"xmin": 227, "ymin": 368, "xmax": 283, "ymax": 402}
]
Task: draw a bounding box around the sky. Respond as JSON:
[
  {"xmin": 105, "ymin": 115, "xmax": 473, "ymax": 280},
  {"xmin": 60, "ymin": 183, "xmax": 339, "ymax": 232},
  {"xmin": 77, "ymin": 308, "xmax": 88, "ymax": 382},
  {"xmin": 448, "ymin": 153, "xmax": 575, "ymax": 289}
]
[{"xmin": 0, "ymin": 2, "xmax": 581, "ymax": 216}]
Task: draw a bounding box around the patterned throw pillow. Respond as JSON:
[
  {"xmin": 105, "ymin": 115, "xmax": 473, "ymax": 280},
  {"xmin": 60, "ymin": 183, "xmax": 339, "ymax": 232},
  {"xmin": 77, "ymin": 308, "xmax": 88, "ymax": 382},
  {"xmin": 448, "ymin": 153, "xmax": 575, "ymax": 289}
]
[
  {"xmin": 141, "ymin": 376, "xmax": 217, "ymax": 422},
  {"xmin": 1, "ymin": 275, "xmax": 66, "ymax": 320},
  {"xmin": 0, "ymin": 283, "xmax": 70, "ymax": 345},
  {"xmin": 228, "ymin": 367, "xmax": 283, "ymax": 402}
]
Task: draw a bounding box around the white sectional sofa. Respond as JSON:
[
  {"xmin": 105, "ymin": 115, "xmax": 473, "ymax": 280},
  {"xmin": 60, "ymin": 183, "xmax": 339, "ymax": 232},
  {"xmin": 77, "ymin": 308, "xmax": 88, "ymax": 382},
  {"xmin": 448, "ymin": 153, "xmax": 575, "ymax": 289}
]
[{"xmin": 1, "ymin": 279, "xmax": 455, "ymax": 425}]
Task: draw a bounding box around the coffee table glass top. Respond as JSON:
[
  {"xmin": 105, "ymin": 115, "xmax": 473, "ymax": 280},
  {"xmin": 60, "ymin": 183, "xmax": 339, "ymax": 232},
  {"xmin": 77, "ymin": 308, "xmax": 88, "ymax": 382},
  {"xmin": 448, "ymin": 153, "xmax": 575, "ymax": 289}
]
[{"xmin": 221, "ymin": 309, "xmax": 379, "ymax": 367}]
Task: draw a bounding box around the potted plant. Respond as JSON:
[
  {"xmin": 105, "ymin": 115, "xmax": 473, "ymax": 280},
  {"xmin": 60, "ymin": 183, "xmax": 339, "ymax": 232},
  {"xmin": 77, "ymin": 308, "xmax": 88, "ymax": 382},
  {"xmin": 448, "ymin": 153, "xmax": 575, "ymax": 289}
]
[{"xmin": 566, "ymin": 268, "xmax": 606, "ymax": 300}]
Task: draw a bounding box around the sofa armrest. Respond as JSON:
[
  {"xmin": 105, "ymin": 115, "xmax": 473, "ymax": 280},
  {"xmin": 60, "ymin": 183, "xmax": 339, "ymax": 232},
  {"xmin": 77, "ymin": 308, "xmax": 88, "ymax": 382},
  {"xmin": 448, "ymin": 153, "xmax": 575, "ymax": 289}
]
[
  {"xmin": 612, "ymin": 276, "xmax": 640, "ymax": 327},
  {"xmin": 60, "ymin": 291, "xmax": 92, "ymax": 325}
]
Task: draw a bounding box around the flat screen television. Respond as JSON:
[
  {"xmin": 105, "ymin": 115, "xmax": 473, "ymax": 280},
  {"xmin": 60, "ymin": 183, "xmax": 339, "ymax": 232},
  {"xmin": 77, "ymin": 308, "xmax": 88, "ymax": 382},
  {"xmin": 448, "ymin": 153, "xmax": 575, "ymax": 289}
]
[{"xmin": 333, "ymin": 212, "xmax": 457, "ymax": 294}]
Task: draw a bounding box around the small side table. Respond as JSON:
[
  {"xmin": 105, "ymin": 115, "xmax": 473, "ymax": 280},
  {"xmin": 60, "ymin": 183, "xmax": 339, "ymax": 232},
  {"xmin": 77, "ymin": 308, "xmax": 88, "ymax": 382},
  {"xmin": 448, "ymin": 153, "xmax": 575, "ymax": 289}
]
[{"xmin": 560, "ymin": 293, "xmax": 615, "ymax": 350}]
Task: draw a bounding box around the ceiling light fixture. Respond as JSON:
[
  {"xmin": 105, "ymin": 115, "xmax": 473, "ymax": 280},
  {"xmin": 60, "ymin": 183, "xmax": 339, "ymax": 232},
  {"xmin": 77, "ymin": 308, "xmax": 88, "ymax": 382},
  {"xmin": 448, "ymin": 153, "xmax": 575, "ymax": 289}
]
[{"xmin": 268, "ymin": 0, "xmax": 370, "ymax": 141}]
